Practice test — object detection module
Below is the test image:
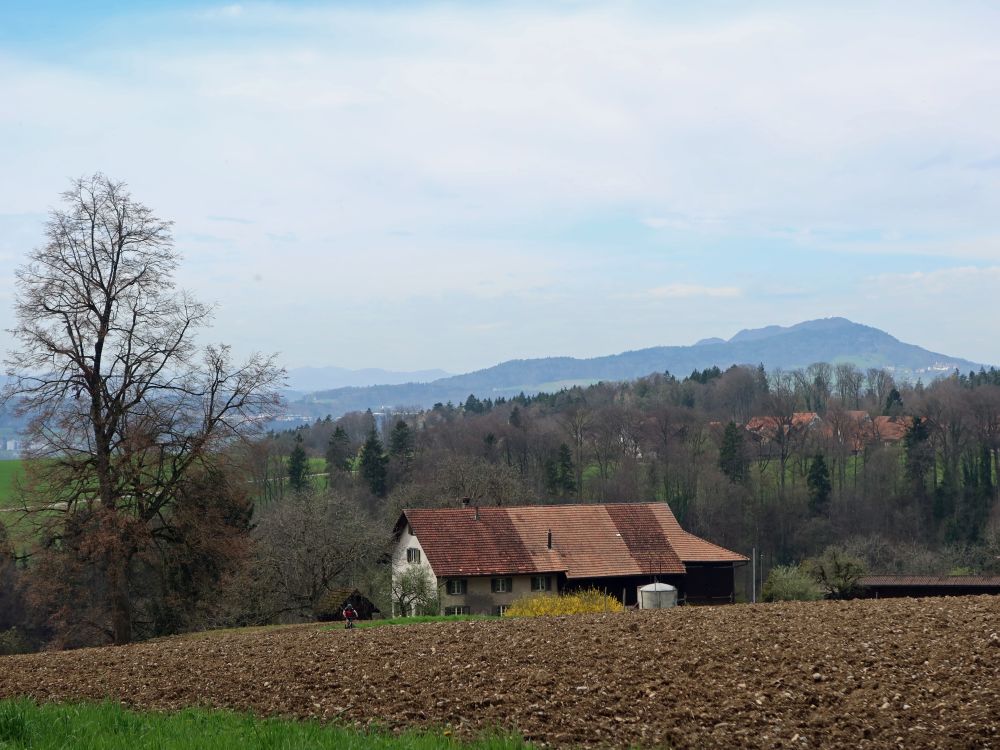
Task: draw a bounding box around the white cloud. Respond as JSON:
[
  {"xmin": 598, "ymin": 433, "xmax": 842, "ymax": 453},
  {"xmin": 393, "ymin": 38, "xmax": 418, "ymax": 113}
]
[
  {"xmin": 3, "ymin": 3, "xmax": 1000, "ymax": 369},
  {"xmin": 642, "ymin": 284, "xmax": 742, "ymax": 299},
  {"xmin": 865, "ymin": 266, "xmax": 1000, "ymax": 295}
]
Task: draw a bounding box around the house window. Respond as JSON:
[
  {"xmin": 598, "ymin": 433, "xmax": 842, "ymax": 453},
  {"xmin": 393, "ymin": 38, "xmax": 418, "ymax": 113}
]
[
  {"xmin": 444, "ymin": 606, "xmax": 471, "ymax": 616},
  {"xmin": 491, "ymin": 577, "xmax": 513, "ymax": 593},
  {"xmin": 494, "ymin": 605, "xmax": 509, "ymax": 616},
  {"xmin": 445, "ymin": 579, "xmax": 467, "ymax": 595},
  {"xmin": 530, "ymin": 575, "xmax": 552, "ymax": 592},
  {"xmin": 406, "ymin": 548, "xmax": 421, "ymax": 564}
]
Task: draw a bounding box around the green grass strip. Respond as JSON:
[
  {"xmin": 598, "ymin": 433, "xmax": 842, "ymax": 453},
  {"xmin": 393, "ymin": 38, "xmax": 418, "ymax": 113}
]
[
  {"xmin": 329, "ymin": 615, "xmax": 497, "ymax": 630},
  {"xmin": 0, "ymin": 698, "xmax": 530, "ymax": 750},
  {"xmin": 0, "ymin": 460, "xmax": 24, "ymax": 509}
]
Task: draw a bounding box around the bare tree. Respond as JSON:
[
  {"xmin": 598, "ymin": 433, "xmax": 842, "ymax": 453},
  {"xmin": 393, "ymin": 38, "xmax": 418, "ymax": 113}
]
[
  {"xmin": 251, "ymin": 491, "xmax": 387, "ymax": 622},
  {"xmin": 864, "ymin": 368, "xmax": 895, "ymax": 411},
  {"xmin": 3, "ymin": 174, "xmax": 282, "ymax": 644},
  {"xmin": 557, "ymin": 402, "xmax": 591, "ymax": 498},
  {"xmin": 834, "ymin": 363, "xmax": 864, "ymax": 410}
]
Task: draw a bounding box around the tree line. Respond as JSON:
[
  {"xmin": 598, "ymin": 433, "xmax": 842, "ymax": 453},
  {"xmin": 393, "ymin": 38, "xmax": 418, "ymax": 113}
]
[
  {"xmin": 1, "ymin": 175, "xmax": 997, "ymax": 654},
  {"xmin": 256, "ymin": 360, "xmax": 1000, "ymax": 590}
]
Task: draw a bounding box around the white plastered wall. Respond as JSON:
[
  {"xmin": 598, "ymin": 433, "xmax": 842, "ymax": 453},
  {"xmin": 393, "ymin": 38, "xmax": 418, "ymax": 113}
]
[{"xmin": 391, "ymin": 523, "xmax": 438, "ymax": 616}]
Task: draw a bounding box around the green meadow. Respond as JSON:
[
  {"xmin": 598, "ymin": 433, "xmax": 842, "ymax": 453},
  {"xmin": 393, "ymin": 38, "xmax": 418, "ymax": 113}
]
[
  {"xmin": 0, "ymin": 461, "xmax": 23, "ymax": 509},
  {"xmin": 0, "ymin": 699, "xmax": 530, "ymax": 750}
]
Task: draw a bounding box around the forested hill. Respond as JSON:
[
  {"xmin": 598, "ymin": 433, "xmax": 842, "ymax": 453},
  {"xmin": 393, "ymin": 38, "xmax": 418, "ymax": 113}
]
[{"xmin": 291, "ymin": 318, "xmax": 984, "ymax": 418}]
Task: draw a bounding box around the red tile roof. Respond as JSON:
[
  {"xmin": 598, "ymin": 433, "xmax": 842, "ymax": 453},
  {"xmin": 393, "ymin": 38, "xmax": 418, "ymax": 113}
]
[
  {"xmin": 402, "ymin": 503, "xmax": 746, "ymax": 579},
  {"xmin": 872, "ymin": 416, "xmax": 912, "ymax": 442},
  {"xmin": 745, "ymin": 412, "xmax": 822, "ymax": 441}
]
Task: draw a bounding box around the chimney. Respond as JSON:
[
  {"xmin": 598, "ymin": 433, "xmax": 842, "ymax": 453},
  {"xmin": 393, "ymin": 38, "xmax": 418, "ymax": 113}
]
[
  {"xmin": 547, "ymin": 529, "xmax": 552, "ymax": 549},
  {"xmin": 461, "ymin": 497, "xmax": 471, "ymax": 507},
  {"xmin": 474, "ymin": 505, "xmax": 480, "ymax": 521}
]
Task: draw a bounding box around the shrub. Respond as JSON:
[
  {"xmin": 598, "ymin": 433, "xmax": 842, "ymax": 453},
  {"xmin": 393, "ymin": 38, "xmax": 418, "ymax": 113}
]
[
  {"xmin": 504, "ymin": 587, "xmax": 623, "ymax": 617},
  {"xmin": 762, "ymin": 565, "xmax": 823, "ymax": 602},
  {"xmin": 0, "ymin": 628, "xmax": 33, "ymax": 656},
  {"xmin": 805, "ymin": 547, "xmax": 867, "ymax": 599}
]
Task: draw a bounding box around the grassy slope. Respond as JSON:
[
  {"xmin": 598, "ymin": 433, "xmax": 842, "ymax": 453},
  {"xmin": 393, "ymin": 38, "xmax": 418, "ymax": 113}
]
[
  {"xmin": 0, "ymin": 699, "xmax": 529, "ymax": 750},
  {"xmin": 0, "ymin": 460, "xmax": 23, "ymax": 509}
]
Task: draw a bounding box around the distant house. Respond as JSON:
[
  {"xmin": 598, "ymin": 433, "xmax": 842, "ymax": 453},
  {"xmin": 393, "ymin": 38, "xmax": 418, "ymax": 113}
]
[
  {"xmin": 391, "ymin": 501, "xmax": 747, "ymax": 616},
  {"xmin": 745, "ymin": 412, "xmax": 822, "ymax": 444},
  {"xmin": 829, "ymin": 410, "xmax": 873, "ymax": 453},
  {"xmin": 742, "ymin": 411, "xmax": 918, "ymax": 452},
  {"xmin": 871, "ymin": 415, "xmax": 914, "ymax": 444}
]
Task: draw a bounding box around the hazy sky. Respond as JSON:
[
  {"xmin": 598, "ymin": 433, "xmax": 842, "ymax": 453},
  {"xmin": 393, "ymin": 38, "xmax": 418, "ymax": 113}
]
[{"xmin": 2, "ymin": 1, "xmax": 999, "ymax": 373}]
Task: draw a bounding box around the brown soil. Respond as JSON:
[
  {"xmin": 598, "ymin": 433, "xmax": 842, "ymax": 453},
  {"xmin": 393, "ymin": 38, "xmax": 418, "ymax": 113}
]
[{"xmin": 2, "ymin": 597, "xmax": 999, "ymax": 748}]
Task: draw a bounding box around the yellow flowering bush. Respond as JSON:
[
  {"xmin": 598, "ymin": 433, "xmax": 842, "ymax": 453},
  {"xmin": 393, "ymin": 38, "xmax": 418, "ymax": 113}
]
[{"xmin": 503, "ymin": 587, "xmax": 624, "ymax": 617}]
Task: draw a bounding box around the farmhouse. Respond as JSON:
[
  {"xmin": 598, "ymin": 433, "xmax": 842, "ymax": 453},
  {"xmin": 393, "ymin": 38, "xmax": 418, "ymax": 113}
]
[{"xmin": 392, "ymin": 501, "xmax": 747, "ymax": 615}]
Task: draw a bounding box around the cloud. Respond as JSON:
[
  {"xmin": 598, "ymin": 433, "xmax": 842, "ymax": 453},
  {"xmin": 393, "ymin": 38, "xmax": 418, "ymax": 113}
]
[
  {"xmin": 3, "ymin": 3, "xmax": 1000, "ymax": 369},
  {"xmin": 6, "ymin": 3, "xmax": 1000, "ymax": 241},
  {"xmin": 865, "ymin": 266, "xmax": 1000, "ymax": 296},
  {"xmin": 207, "ymin": 215, "xmax": 254, "ymax": 225},
  {"xmin": 641, "ymin": 284, "xmax": 742, "ymax": 299}
]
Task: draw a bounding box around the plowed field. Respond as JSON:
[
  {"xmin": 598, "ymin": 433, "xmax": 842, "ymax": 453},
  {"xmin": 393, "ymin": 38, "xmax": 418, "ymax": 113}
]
[{"xmin": 2, "ymin": 597, "xmax": 999, "ymax": 748}]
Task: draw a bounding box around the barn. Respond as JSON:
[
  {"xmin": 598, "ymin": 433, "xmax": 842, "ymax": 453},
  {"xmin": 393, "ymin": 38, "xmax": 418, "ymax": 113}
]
[{"xmin": 392, "ymin": 501, "xmax": 747, "ymax": 615}]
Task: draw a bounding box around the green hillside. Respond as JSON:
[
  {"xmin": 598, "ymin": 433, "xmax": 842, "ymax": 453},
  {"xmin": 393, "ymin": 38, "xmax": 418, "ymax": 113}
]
[{"xmin": 0, "ymin": 460, "xmax": 23, "ymax": 509}]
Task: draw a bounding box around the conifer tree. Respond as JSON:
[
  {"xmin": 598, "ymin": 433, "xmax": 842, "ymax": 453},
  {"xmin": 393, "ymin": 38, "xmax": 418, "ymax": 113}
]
[
  {"xmin": 389, "ymin": 420, "xmax": 415, "ymax": 463},
  {"xmin": 287, "ymin": 433, "xmax": 309, "ymax": 492},
  {"xmin": 556, "ymin": 443, "xmax": 576, "ymax": 495},
  {"xmin": 718, "ymin": 422, "xmax": 747, "ymax": 484},
  {"xmin": 325, "ymin": 426, "xmax": 351, "ymax": 475},
  {"xmin": 883, "ymin": 387, "xmax": 903, "ymax": 415},
  {"xmin": 806, "ymin": 454, "xmax": 832, "ymax": 515},
  {"xmin": 359, "ymin": 428, "xmax": 389, "ymax": 497}
]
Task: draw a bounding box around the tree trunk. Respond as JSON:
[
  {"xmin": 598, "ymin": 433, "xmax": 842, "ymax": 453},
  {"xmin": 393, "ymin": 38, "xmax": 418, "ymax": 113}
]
[{"xmin": 108, "ymin": 551, "xmax": 132, "ymax": 644}]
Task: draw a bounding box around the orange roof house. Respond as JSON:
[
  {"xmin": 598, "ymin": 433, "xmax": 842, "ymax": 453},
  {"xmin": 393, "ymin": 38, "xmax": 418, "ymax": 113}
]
[
  {"xmin": 745, "ymin": 412, "xmax": 823, "ymax": 443},
  {"xmin": 872, "ymin": 415, "xmax": 914, "ymax": 443},
  {"xmin": 823, "ymin": 410, "xmax": 875, "ymax": 453},
  {"xmin": 392, "ymin": 502, "xmax": 746, "ymax": 614}
]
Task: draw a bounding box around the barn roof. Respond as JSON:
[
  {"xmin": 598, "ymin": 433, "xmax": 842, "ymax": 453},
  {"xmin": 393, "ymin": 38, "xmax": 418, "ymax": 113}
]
[
  {"xmin": 400, "ymin": 502, "xmax": 746, "ymax": 579},
  {"xmin": 860, "ymin": 575, "xmax": 1000, "ymax": 588}
]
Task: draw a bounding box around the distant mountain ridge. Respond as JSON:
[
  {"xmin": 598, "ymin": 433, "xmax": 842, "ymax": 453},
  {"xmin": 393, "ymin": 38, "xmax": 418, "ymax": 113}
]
[
  {"xmin": 288, "ymin": 318, "xmax": 986, "ymax": 418},
  {"xmin": 284, "ymin": 366, "xmax": 451, "ymax": 393}
]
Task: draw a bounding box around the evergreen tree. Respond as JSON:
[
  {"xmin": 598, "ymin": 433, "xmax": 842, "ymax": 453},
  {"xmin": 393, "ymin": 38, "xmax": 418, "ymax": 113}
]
[
  {"xmin": 544, "ymin": 457, "xmax": 560, "ymax": 496},
  {"xmin": 903, "ymin": 416, "xmax": 934, "ymax": 502},
  {"xmin": 755, "ymin": 363, "xmax": 770, "ymax": 394},
  {"xmin": 287, "ymin": 433, "xmax": 309, "ymax": 492},
  {"xmin": 388, "ymin": 419, "xmax": 415, "ymax": 471},
  {"xmin": 883, "ymin": 387, "xmax": 903, "ymax": 415},
  {"xmin": 464, "ymin": 394, "xmax": 484, "ymax": 414},
  {"xmin": 556, "ymin": 443, "xmax": 576, "ymax": 496},
  {"xmin": 358, "ymin": 428, "xmax": 389, "ymax": 497},
  {"xmin": 718, "ymin": 422, "xmax": 747, "ymax": 484},
  {"xmin": 324, "ymin": 426, "xmax": 351, "ymax": 475},
  {"xmin": 389, "ymin": 419, "xmax": 414, "ymax": 478},
  {"xmin": 544, "ymin": 444, "xmax": 577, "ymax": 497},
  {"xmin": 806, "ymin": 454, "xmax": 832, "ymax": 515}
]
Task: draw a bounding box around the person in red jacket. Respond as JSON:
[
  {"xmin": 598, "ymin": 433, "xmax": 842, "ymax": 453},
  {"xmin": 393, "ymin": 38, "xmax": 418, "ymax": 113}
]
[{"xmin": 342, "ymin": 603, "xmax": 358, "ymax": 629}]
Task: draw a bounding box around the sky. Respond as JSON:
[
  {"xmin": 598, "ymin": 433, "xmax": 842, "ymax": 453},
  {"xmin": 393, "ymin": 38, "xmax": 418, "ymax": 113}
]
[{"xmin": 2, "ymin": 1, "xmax": 999, "ymax": 373}]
